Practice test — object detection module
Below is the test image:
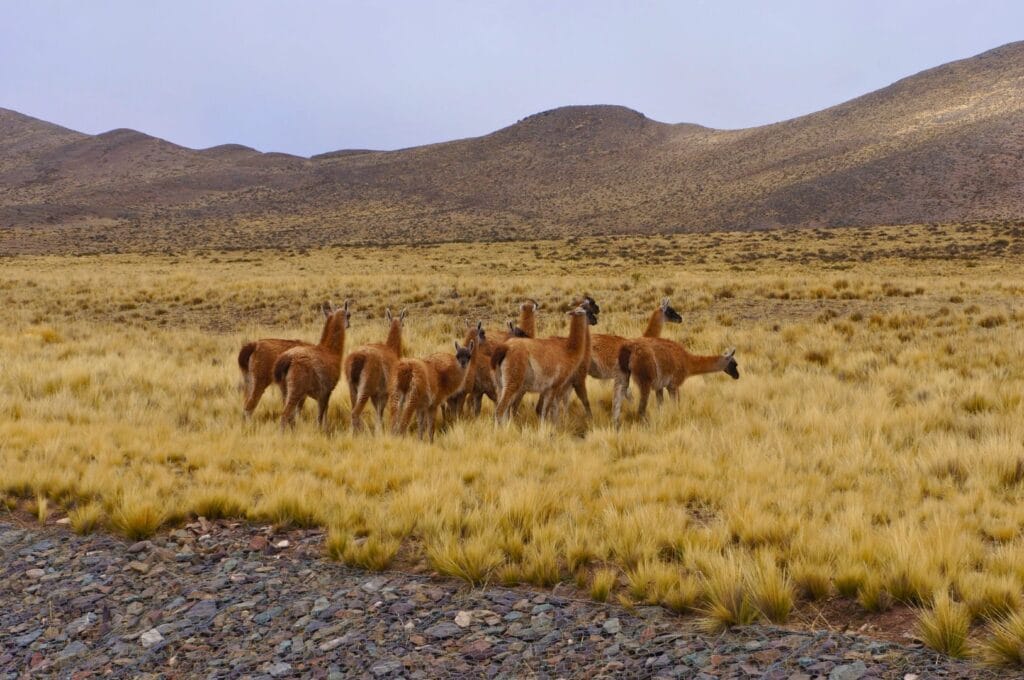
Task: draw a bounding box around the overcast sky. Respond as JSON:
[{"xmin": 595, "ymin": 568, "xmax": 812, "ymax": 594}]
[{"xmin": 2, "ymin": 1, "xmax": 1022, "ymax": 156}]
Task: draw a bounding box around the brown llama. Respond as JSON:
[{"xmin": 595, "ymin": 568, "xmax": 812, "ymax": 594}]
[
  {"xmin": 613, "ymin": 338, "xmax": 739, "ymax": 424},
  {"xmin": 343, "ymin": 308, "xmax": 407, "ymax": 432},
  {"xmin": 390, "ymin": 340, "xmax": 477, "ymax": 441},
  {"xmin": 562, "ymin": 297, "xmax": 683, "ymax": 416},
  {"xmin": 532, "ymin": 295, "xmax": 602, "ymax": 419},
  {"xmin": 272, "ymin": 300, "xmax": 352, "ymax": 431},
  {"xmin": 238, "ymin": 302, "xmax": 339, "ymax": 420},
  {"xmin": 449, "ymin": 300, "xmax": 539, "ymax": 417},
  {"xmin": 492, "ymin": 299, "xmax": 598, "ymax": 423}
]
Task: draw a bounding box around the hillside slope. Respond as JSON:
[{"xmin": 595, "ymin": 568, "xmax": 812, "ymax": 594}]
[{"xmin": 2, "ymin": 42, "xmax": 1023, "ymax": 253}]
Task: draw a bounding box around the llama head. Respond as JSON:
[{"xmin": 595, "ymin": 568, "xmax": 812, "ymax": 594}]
[
  {"xmin": 722, "ymin": 348, "xmax": 740, "ymax": 379},
  {"xmin": 660, "ymin": 297, "xmax": 683, "ymax": 323},
  {"xmin": 507, "ymin": 320, "xmax": 529, "ymax": 338},
  {"xmin": 321, "ymin": 301, "xmax": 334, "ymax": 318},
  {"xmin": 578, "ymin": 295, "xmax": 600, "ymax": 325},
  {"xmin": 523, "ymin": 299, "xmax": 539, "ymax": 312},
  {"xmin": 385, "ymin": 307, "xmax": 408, "ymax": 327},
  {"xmin": 454, "ymin": 339, "xmax": 476, "ymax": 369}
]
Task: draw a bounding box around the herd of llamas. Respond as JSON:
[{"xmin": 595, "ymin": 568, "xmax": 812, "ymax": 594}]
[{"xmin": 238, "ymin": 297, "xmax": 740, "ymax": 440}]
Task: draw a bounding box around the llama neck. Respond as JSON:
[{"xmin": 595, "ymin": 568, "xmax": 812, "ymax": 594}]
[
  {"xmin": 320, "ymin": 316, "xmax": 346, "ymax": 356},
  {"xmin": 565, "ymin": 314, "xmax": 587, "ymax": 355},
  {"xmin": 437, "ymin": 359, "xmax": 469, "ymax": 398},
  {"xmin": 385, "ymin": 321, "xmax": 402, "ymax": 355},
  {"xmin": 643, "ymin": 308, "xmax": 664, "ymax": 337},
  {"xmin": 683, "ymin": 351, "xmax": 726, "ymax": 376},
  {"xmin": 518, "ymin": 307, "xmax": 536, "ymax": 337}
]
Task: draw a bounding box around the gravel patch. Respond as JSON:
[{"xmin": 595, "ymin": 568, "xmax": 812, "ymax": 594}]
[{"xmin": 0, "ymin": 519, "xmax": 998, "ymax": 678}]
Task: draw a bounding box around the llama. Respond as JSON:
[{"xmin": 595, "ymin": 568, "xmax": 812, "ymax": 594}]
[
  {"xmin": 450, "ymin": 300, "xmax": 538, "ymax": 417},
  {"xmin": 343, "ymin": 308, "xmax": 407, "ymax": 432},
  {"xmin": 390, "ymin": 340, "xmax": 477, "ymax": 441},
  {"xmin": 566, "ymin": 297, "xmax": 683, "ymax": 416},
  {"xmin": 613, "ymin": 338, "xmax": 739, "ymax": 424},
  {"xmin": 272, "ymin": 300, "xmax": 351, "ymax": 431},
  {"xmin": 237, "ymin": 302, "xmax": 338, "ymax": 419},
  {"xmin": 492, "ymin": 299, "xmax": 598, "ymax": 423}
]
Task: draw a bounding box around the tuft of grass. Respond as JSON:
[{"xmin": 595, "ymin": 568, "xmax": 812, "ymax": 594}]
[
  {"xmin": 663, "ymin": 575, "xmax": 702, "ymax": 614},
  {"xmin": 68, "ymin": 503, "xmax": 103, "ymax": 535},
  {"xmin": 590, "ymin": 568, "xmax": 618, "ymax": 602},
  {"xmin": 747, "ymin": 554, "xmax": 794, "ymax": 623},
  {"xmin": 835, "ymin": 563, "xmax": 867, "ymax": 599},
  {"xmin": 857, "ymin": 574, "xmax": 893, "ymax": 613},
  {"xmin": 327, "ymin": 529, "xmax": 400, "ymax": 571},
  {"xmin": 958, "ymin": 573, "xmax": 1022, "ymax": 622},
  {"xmin": 108, "ymin": 495, "xmax": 167, "ymax": 540},
  {"xmin": 699, "ymin": 555, "xmax": 759, "ymax": 633},
  {"xmin": 916, "ymin": 592, "xmax": 970, "ymax": 658},
  {"xmin": 34, "ymin": 494, "xmax": 48, "ymax": 523},
  {"xmin": 979, "ymin": 610, "xmax": 1024, "ymax": 668},
  {"xmin": 190, "ymin": 490, "xmax": 248, "ymax": 520},
  {"xmin": 791, "ymin": 560, "xmax": 831, "ymax": 601},
  {"xmin": 426, "ymin": 536, "xmax": 503, "ymax": 587}
]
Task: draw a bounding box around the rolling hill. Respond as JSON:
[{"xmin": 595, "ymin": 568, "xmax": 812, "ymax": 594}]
[{"xmin": 2, "ymin": 41, "xmax": 1023, "ymax": 254}]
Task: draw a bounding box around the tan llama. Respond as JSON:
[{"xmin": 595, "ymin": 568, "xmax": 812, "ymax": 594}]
[
  {"xmin": 492, "ymin": 299, "xmax": 598, "ymax": 423},
  {"xmin": 563, "ymin": 297, "xmax": 683, "ymax": 416},
  {"xmin": 272, "ymin": 300, "xmax": 351, "ymax": 431},
  {"xmin": 390, "ymin": 340, "xmax": 477, "ymax": 441},
  {"xmin": 450, "ymin": 300, "xmax": 539, "ymax": 417},
  {"xmin": 343, "ymin": 308, "xmax": 407, "ymax": 432},
  {"xmin": 238, "ymin": 302, "xmax": 338, "ymax": 419},
  {"xmin": 613, "ymin": 339, "xmax": 739, "ymax": 424}
]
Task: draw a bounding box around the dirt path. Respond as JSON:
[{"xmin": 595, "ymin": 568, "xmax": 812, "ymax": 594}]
[{"xmin": 0, "ymin": 519, "xmax": 995, "ymax": 679}]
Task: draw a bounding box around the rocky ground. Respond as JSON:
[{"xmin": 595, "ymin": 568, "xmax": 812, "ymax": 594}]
[{"xmin": 0, "ymin": 518, "xmax": 1002, "ymax": 679}]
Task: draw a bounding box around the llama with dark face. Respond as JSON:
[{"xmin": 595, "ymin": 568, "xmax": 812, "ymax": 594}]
[
  {"xmin": 343, "ymin": 308, "xmax": 407, "ymax": 432},
  {"xmin": 567, "ymin": 297, "xmax": 684, "ymax": 416},
  {"xmin": 613, "ymin": 340, "xmax": 739, "ymax": 425},
  {"xmin": 390, "ymin": 340, "xmax": 477, "ymax": 441},
  {"xmin": 272, "ymin": 300, "xmax": 351, "ymax": 431}
]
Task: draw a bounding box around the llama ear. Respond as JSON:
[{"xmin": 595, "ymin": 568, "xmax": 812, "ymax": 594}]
[
  {"xmin": 343, "ymin": 299, "xmax": 351, "ymax": 312},
  {"xmin": 454, "ymin": 340, "xmax": 462, "ymax": 353},
  {"xmin": 724, "ymin": 347, "xmax": 736, "ymax": 358},
  {"xmin": 507, "ymin": 320, "xmax": 515, "ymax": 331},
  {"xmin": 322, "ymin": 301, "xmax": 333, "ymax": 318},
  {"xmin": 399, "ymin": 308, "xmax": 408, "ymax": 322},
  {"xmin": 385, "ymin": 308, "xmax": 393, "ymax": 323},
  {"xmin": 528, "ymin": 298, "xmax": 539, "ymax": 310},
  {"xmin": 467, "ymin": 338, "xmax": 476, "ymax": 353},
  {"xmin": 661, "ymin": 297, "xmax": 670, "ymax": 310}
]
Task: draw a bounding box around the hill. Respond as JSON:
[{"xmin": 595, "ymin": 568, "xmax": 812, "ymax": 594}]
[{"xmin": 2, "ymin": 42, "xmax": 1023, "ymax": 254}]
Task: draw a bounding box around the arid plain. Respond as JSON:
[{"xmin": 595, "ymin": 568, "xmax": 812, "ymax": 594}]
[{"xmin": 3, "ymin": 221, "xmax": 1023, "ymax": 663}]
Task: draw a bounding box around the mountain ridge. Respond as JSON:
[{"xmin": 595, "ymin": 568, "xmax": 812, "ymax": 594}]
[{"xmin": 2, "ymin": 41, "xmax": 1023, "ymax": 254}]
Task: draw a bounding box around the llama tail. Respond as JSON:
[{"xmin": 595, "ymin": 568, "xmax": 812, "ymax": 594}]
[
  {"xmin": 346, "ymin": 353, "xmax": 366, "ymax": 390},
  {"xmin": 490, "ymin": 344, "xmax": 509, "ymax": 371},
  {"xmin": 394, "ymin": 362, "xmax": 414, "ymax": 396},
  {"xmin": 238, "ymin": 342, "xmax": 257, "ymax": 372},
  {"xmin": 273, "ymin": 354, "xmax": 293, "ymax": 384}
]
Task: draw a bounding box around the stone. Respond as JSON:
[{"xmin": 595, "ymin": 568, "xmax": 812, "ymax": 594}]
[
  {"xmin": 186, "ymin": 599, "xmax": 218, "ymax": 619},
  {"xmin": 25, "ymin": 568, "xmax": 46, "ymax": 579},
  {"xmin": 370, "ymin": 659, "xmax": 403, "ymax": 676},
  {"xmin": 603, "ymin": 617, "xmax": 621, "ymax": 634},
  {"xmin": 830, "ymin": 662, "xmax": 868, "ymax": 680},
  {"xmin": 454, "ymin": 610, "xmax": 472, "ymax": 627},
  {"xmin": 65, "ymin": 612, "xmax": 98, "ymax": 637},
  {"xmin": 128, "ymin": 560, "xmax": 150, "ymax": 574},
  {"xmin": 139, "ymin": 628, "xmax": 164, "ymax": 648},
  {"xmin": 425, "ymin": 622, "xmax": 462, "ymax": 639},
  {"xmin": 267, "ymin": 661, "xmax": 292, "ymax": 677},
  {"xmin": 15, "ymin": 629, "xmax": 43, "ymax": 647}
]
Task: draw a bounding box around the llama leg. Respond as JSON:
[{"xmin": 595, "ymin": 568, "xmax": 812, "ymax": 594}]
[
  {"xmin": 372, "ymin": 394, "xmax": 387, "ymax": 432},
  {"xmin": 281, "ymin": 390, "xmax": 302, "ymax": 432},
  {"xmin": 612, "ymin": 375, "xmax": 629, "ymax": 425},
  {"xmin": 573, "ymin": 378, "xmax": 592, "ymax": 419},
  {"xmin": 636, "ymin": 383, "xmax": 652, "ymax": 420},
  {"xmin": 535, "ymin": 392, "xmax": 546, "ymax": 417},
  {"xmin": 494, "ymin": 380, "xmax": 519, "ymax": 424},
  {"xmin": 243, "ymin": 375, "xmax": 269, "ymax": 419},
  {"xmin": 427, "ymin": 407, "xmax": 437, "ymax": 443},
  {"xmin": 655, "ymin": 389, "xmax": 664, "ymax": 405},
  {"xmin": 351, "ymin": 386, "xmax": 371, "ymax": 433},
  {"xmin": 317, "ymin": 395, "xmax": 331, "ymax": 432}
]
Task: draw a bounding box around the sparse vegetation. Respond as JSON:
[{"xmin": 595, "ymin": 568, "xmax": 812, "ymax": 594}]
[{"xmin": 1, "ymin": 225, "xmax": 1022, "ymax": 654}]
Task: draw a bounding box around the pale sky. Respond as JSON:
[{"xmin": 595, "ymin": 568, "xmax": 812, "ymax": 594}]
[{"xmin": 2, "ymin": 1, "xmax": 1022, "ymax": 156}]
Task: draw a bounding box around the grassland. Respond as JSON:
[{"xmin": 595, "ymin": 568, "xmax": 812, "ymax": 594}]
[{"xmin": 2, "ymin": 223, "xmax": 1023, "ymax": 661}]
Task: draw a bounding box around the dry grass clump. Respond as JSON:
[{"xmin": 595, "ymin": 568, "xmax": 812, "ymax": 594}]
[
  {"xmin": 0, "ymin": 226, "xmax": 1022, "ymax": 650},
  {"xmin": 68, "ymin": 502, "xmax": 104, "ymax": 535},
  {"xmin": 979, "ymin": 611, "xmax": 1024, "ymax": 668},
  {"xmin": 916, "ymin": 592, "xmax": 971, "ymax": 658}
]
